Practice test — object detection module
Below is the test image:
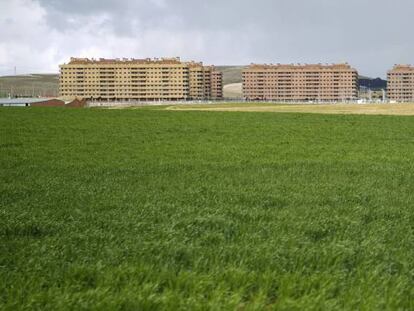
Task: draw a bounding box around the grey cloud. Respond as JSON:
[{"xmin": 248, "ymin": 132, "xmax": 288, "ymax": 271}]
[
  {"xmin": 2, "ymin": 0, "xmax": 414, "ymax": 77},
  {"xmin": 36, "ymin": 0, "xmax": 171, "ymax": 33}
]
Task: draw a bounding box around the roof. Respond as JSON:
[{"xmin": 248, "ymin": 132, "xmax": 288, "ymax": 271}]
[
  {"xmin": 389, "ymin": 65, "xmax": 414, "ymax": 72},
  {"xmin": 0, "ymin": 98, "xmax": 54, "ymax": 105},
  {"xmin": 65, "ymin": 57, "xmax": 184, "ymax": 65},
  {"xmin": 61, "ymin": 57, "xmax": 213, "ymax": 68},
  {"xmin": 244, "ymin": 63, "xmax": 357, "ymax": 72}
]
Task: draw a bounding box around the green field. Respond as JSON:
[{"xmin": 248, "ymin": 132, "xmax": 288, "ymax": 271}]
[{"xmin": 1, "ymin": 107, "xmax": 414, "ymax": 310}]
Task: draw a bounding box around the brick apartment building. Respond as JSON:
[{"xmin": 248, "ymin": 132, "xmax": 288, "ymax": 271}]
[
  {"xmin": 59, "ymin": 57, "xmax": 222, "ymax": 101},
  {"xmin": 387, "ymin": 65, "xmax": 414, "ymax": 102},
  {"xmin": 242, "ymin": 63, "xmax": 358, "ymax": 101}
]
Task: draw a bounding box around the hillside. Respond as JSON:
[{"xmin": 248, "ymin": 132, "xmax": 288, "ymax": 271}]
[
  {"xmin": 0, "ymin": 74, "xmax": 59, "ymax": 98},
  {"xmin": 216, "ymin": 66, "xmax": 246, "ymax": 85},
  {"xmin": 359, "ymin": 77, "xmax": 387, "ymax": 90}
]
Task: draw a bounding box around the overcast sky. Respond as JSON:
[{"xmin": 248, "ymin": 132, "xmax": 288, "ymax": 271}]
[{"xmin": 0, "ymin": 0, "xmax": 412, "ymax": 78}]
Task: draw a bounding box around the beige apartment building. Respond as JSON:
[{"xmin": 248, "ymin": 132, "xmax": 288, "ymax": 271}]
[
  {"xmin": 387, "ymin": 65, "xmax": 414, "ymax": 102},
  {"xmin": 59, "ymin": 57, "xmax": 222, "ymax": 101},
  {"xmin": 243, "ymin": 63, "xmax": 358, "ymax": 101}
]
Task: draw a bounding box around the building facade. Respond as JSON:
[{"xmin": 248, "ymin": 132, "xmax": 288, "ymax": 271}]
[
  {"xmin": 243, "ymin": 63, "xmax": 358, "ymax": 101},
  {"xmin": 387, "ymin": 65, "xmax": 414, "ymax": 102},
  {"xmin": 59, "ymin": 57, "xmax": 223, "ymax": 101}
]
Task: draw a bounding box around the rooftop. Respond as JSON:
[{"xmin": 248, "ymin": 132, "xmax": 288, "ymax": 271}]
[
  {"xmin": 64, "ymin": 57, "xmax": 204, "ymax": 66},
  {"xmin": 389, "ymin": 64, "xmax": 414, "ymax": 72},
  {"xmin": 245, "ymin": 63, "xmax": 356, "ymax": 71}
]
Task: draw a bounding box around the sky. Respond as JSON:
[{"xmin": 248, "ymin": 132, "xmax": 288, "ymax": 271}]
[{"xmin": 0, "ymin": 0, "xmax": 412, "ymax": 78}]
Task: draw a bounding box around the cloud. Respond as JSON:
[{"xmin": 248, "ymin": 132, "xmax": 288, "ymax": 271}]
[{"xmin": 0, "ymin": 0, "xmax": 413, "ymax": 77}]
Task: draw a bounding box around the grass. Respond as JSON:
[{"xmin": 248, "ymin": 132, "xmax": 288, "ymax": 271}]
[{"xmin": 1, "ymin": 107, "xmax": 414, "ymax": 310}]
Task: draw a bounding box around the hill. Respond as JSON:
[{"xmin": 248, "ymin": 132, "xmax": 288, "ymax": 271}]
[
  {"xmin": 216, "ymin": 66, "xmax": 246, "ymax": 85},
  {"xmin": 0, "ymin": 74, "xmax": 59, "ymax": 98},
  {"xmin": 359, "ymin": 77, "xmax": 387, "ymax": 90}
]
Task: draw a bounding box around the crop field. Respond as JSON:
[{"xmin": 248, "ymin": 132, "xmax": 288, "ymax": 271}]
[
  {"xmin": 1, "ymin": 107, "xmax": 414, "ymax": 310},
  {"xmin": 166, "ymin": 102, "xmax": 414, "ymax": 116}
]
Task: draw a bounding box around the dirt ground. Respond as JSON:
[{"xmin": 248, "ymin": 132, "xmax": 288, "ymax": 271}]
[
  {"xmin": 166, "ymin": 103, "xmax": 414, "ymax": 116},
  {"xmin": 223, "ymin": 83, "xmax": 242, "ymax": 98}
]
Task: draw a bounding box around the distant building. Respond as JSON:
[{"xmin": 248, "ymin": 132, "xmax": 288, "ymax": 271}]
[
  {"xmin": 387, "ymin": 65, "xmax": 414, "ymax": 102},
  {"xmin": 242, "ymin": 63, "xmax": 358, "ymax": 101},
  {"xmin": 211, "ymin": 71, "xmax": 223, "ymax": 99},
  {"xmin": 359, "ymin": 87, "xmax": 386, "ymax": 102},
  {"xmin": 59, "ymin": 57, "xmax": 223, "ymax": 101}
]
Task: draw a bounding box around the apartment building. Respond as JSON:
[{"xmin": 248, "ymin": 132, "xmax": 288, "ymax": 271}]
[
  {"xmin": 243, "ymin": 63, "xmax": 358, "ymax": 101},
  {"xmin": 211, "ymin": 71, "xmax": 223, "ymax": 99},
  {"xmin": 59, "ymin": 57, "xmax": 223, "ymax": 101},
  {"xmin": 387, "ymin": 65, "xmax": 414, "ymax": 102}
]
